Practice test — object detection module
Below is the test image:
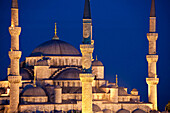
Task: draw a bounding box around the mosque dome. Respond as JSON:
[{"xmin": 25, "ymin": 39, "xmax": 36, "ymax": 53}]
[
  {"xmin": 133, "ymin": 109, "xmax": 146, "ymax": 113},
  {"xmin": 53, "ymin": 68, "xmax": 81, "ymax": 80},
  {"xmin": 22, "ymin": 86, "xmax": 46, "ymax": 97},
  {"xmin": 132, "ymin": 88, "xmax": 138, "ymax": 91},
  {"xmin": 103, "ymin": 109, "xmax": 113, "ymax": 113},
  {"xmin": 117, "ymin": 109, "xmax": 130, "ymax": 113},
  {"xmin": 92, "ymin": 60, "xmax": 103, "ymax": 66},
  {"xmin": 30, "ymin": 40, "xmax": 81, "ymax": 57}
]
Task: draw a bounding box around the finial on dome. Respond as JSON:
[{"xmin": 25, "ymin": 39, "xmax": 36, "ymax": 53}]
[
  {"xmin": 52, "ymin": 22, "xmax": 59, "ymax": 40},
  {"xmin": 96, "ymin": 55, "xmax": 98, "ymax": 60},
  {"xmin": 55, "ymin": 23, "xmax": 57, "ymax": 36},
  {"xmin": 116, "ymin": 74, "xmax": 118, "ymax": 87}
]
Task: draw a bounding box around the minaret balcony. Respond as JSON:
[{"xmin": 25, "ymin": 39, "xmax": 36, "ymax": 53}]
[
  {"xmin": 79, "ymin": 73, "xmax": 94, "ymax": 82},
  {"xmin": 80, "ymin": 44, "xmax": 94, "ymax": 53},
  {"xmin": 146, "ymin": 55, "xmax": 158, "ymax": 62},
  {"xmin": 8, "ymin": 75, "xmax": 22, "ymax": 83},
  {"xmin": 9, "ymin": 26, "xmax": 21, "ymax": 36},
  {"xmin": 146, "ymin": 78, "xmax": 159, "ymax": 85},
  {"xmin": 83, "ymin": 19, "xmax": 92, "ymax": 23},
  {"xmin": 8, "ymin": 51, "xmax": 22, "ymax": 59},
  {"xmin": 147, "ymin": 33, "xmax": 158, "ymax": 41}
]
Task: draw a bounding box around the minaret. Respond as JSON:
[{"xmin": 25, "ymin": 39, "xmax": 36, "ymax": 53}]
[
  {"xmin": 146, "ymin": 0, "xmax": 159, "ymax": 110},
  {"xmin": 8, "ymin": 0, "xmax": 22, "ymax": 112},
  {"xmin": 79, "ymin": 0, "xmax": 94, "ymax": 113}
]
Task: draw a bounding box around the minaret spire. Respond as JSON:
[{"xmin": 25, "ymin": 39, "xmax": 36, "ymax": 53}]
[
  {"xmin": 12, "ymin": 0, "xmax": 18, "ymax": 8},
  {"xmin": 146, "ymin": 0, "xmax": 159, "ymax": 111},
  {"xmin": 83, "ymin": 0, "xmax": 91, "ymax": 19},
  {"xmin": 150, "ymin": 0, "xmax": 156, "ymax": 17}
]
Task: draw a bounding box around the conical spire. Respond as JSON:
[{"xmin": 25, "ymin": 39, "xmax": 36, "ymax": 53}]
[
  {"xmin": 150, "ymin": 0, "xmax": 156, "ymax": 17},
  {"xmin": 12, "ymin": 0, "xmax": 18, "ymax": 8},
  {"xmin": 83, "ymin": 0, "xmax": 91, "ymax": 19}
]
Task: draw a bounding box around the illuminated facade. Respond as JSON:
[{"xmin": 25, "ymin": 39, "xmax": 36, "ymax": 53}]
[{"xmin": 0, "ymin": 0, "xmax": 161, "ymax": 112}]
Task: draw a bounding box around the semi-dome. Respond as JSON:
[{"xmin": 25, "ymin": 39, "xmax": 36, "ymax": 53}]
[
  {"xmin": 20, "ymin": 68, "xmax": 33, "ymax": 80},
  {"xmin": 30, "ymin": 40, "xmax": 81, "ymax": 56},
  {"xmin": 53, "ymin": 68, "xmax": 81, "ymax": 80},
  {"xmin": 22, "ymin": 86, "xmax": 46, "ymax": 97},
  {"xmin": 92, "ymin": 104, "xmax": 101, "ymax": 112}
]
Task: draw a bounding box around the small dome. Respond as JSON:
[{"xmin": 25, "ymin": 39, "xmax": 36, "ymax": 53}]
[
  {"xmin": 22, "ymin": 86, "xmax": 46, "ymax": 97},
  {"xmin": 103, "ymin": 109, "xmax": 113, "ymax": 113},
  {"xmin": 132, "ymin": 109, "xmax": 146, "ymax": 113},
  {"xmin": 30, "ymin": 40, "xmax": 81, "ymax": 56},
  {"xmin": 92, "ymin": 60, "xmax": 103, "ymax": 66},
  {"xmin": 117, "ymin": 109, "xmax": 130, "ymax": 113},
  {"xmin": 132, "ymin": 88, "xmax": 138, "ymax": 91},
  {"xmin": 53, "ymin": 68, "xmax": 81, "ymax": 80}
]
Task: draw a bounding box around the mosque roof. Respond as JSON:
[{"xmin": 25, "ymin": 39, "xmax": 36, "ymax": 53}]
[
  {"xmin": 22, "ymin": 86, "xmax": 46, "ymax": 97},
  {"xmin": 30, "ymin": 40, "xmax": 81, "ymax": 57}
]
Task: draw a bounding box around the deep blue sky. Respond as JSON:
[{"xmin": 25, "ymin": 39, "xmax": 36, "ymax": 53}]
[{"xmin": 0, "ymin": 0, "xmax": 170, "ymax": 111}]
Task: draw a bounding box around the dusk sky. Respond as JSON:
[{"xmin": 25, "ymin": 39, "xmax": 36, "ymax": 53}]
[{"xmin": 0, "ymin": 0, "xmax": 170, "ymax": 111}]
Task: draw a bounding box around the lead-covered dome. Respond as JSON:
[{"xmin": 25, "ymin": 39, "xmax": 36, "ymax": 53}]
[{"xmin": 30, "ymin": 40, "xmax": 81, "ymax": 56}]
